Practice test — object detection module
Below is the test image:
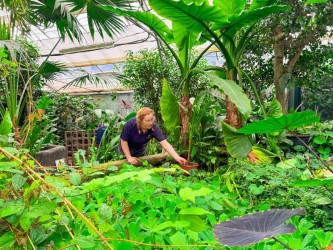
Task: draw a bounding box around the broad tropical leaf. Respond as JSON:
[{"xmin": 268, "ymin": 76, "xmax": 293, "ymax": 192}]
[
  {"xmin": 102, "ymin": 6, "xmax": 172, "ymax": 42},
  {"xmin": 251, "ymin": 146, "xmax": 277, "ymax": 163},
  {"xmin": 160, "ymin": 79, "xmax": 180, "ymax": 142},
  {"xmin": 214, "ymin": 208, "xmax": 306, "ymax": 246},
  {"xmin": 249, "ymin": 0, "xmax": 280, "ymax": 11},
  {"xmin": 214, "ymin": 0, "xmax": 246, "ymax": 15},
  {"xmin": 208, "ymin": 73, "xmax": 251, "ymax": 118},
  {"xmin": 237, "ymin": 111, "xmax": 320, "ymax": 134},
  {"xmin": 213, "ymin": 5, "xmax": 289, "ymax": 31},
  {"xmin": 148, "ymin": 0, "xmax": 228, "ymax": 33},
  {"xmin": 222, "ymin": 122, "xmax": 252, "ymax": 158},
  {"xmin": 266, "ymin": 99, "xmax": 283, "ymax": 118}
]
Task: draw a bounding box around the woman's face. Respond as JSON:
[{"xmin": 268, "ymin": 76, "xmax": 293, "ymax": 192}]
[{"xmin": 141, "ymin": 113, "xmax": 155, "ymax": 130}]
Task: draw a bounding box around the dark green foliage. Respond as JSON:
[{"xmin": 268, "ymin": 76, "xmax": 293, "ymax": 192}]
[
  {"xmin": 44, "ymin": 93, "xmax": 96, "ymax": 143},
  {"xmin": 230, "ymin": 158, "xmax": 333, "ymax": 230},
  {"xmin": 121, "ymin": 48, "xmax": 210, "ymax": 124}
]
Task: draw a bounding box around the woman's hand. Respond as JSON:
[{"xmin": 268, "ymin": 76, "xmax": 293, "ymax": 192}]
[
  {"xmin": 127, "ymin": 156, "xmax": 138, "ymax": 165},
  {"xmin": 176, "ymin": 156, "xmax": 188, "ymax": 166}
]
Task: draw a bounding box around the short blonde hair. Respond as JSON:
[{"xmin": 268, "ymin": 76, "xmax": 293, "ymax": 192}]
[{"xmin": 136, "ymin": 107, "xmax": 154, "ymax": 132}]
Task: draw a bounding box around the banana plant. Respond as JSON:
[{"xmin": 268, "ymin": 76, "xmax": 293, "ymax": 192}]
[
  {"xmin": 102, "ymin": 4, "xmax": 215, "ymax": 149},
  {"xmin": 146, "ymin": 0, "xmax": 289, "ymax": 129},
  {"xmin": 102, "ymin": 0, "xmax": 289, "ymax": 160}
]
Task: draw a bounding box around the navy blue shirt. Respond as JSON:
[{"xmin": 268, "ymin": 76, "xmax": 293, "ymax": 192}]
[{"xmin": 119, "ymin": 117, "xmax": 165, "ymax": 157}]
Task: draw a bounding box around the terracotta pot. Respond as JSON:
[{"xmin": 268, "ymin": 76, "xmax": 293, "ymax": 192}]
[{"xmin": 182, "ymin": 162, "xmax": 199, "ymax": 171}]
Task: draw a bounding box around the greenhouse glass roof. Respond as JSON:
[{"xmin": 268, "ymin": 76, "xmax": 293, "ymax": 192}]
[{"xmin": 0, "ymin": 8, "xmax": 220, "ymax": 93}]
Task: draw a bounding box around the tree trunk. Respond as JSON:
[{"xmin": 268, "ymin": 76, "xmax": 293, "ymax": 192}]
[
  {"xmin": 224, "ymin": 96, "xmax": 242, "ymax": 129},
  {"xmin": 273, "ymin": 27, "xmax": 287, "ymax": 113},
  {"xmin": 179, "ymin": 94, "xmax": 192, "ymax": 148}
]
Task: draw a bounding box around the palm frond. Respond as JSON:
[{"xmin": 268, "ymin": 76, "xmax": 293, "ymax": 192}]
[
  {"xmin": 0, "ymin": 40, "xmax": 26, "ymax": 60},
  {"xmin": 62, "ymin": 71, "xmax": 126, "ymax": 89},
  {"xmin": 38, "ymin": 61, "xmax": 68, "ymax": 81}
]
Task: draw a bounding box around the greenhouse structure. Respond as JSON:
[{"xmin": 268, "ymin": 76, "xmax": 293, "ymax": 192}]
[{"xmin": 0, "ymin": 0, "xmax": 333, "ymax": 249}]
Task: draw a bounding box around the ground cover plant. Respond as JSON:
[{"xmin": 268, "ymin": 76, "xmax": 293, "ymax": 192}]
[{"xmin": 1, "ymin": 142, "xmax": 333, "ymax": 249}]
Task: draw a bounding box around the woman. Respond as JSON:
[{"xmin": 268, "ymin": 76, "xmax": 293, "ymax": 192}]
[{"xmin": 120, "ymin": 107, "xmax": 187, "ymax": 165}]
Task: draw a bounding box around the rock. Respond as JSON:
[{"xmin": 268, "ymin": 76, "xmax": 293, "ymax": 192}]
[{"xmin": 35, "ymin": 144, "xmax": 66, "ymax": 166}]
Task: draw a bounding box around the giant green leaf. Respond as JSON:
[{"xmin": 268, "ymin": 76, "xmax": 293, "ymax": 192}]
[
  {"xmin": 214, "ymin": 0, "xmax": 246, "ymax": 15},
  {"xmin": 238, "ymin": 111, "xmax": 320, "ymax": 134},
  {"xmin": 160, "ymin": 78, "xmax": 180, "ymax": 142},
  {"xmin": 172, "ymin": 22, "xmax": 197, "ymax": 52},
  {"xmin": 208, "ymin": 73, "xmax": 251, "ymax": 117},
  {"xmin": 219, "ymin": 5, "xmax": 290, "ymax": 32},
  {"xmin": 102, "ymin": 6, "xmax": 172, "ymax": 42},
  {"xmin": 266, "ymin": 99, "xmax": 283, "ymax": 118},
  {"xmin": 149, "ymin": 0, "xmax": 228, "ymax": 33},
  {"xmin": 222, "ymin": 122, "xmax": 252, "ymax": 158},
  {"xmin": 251, "ymin": 146, "xmax": 277, "ymax": 163},
  {"xmin": 249, "ymin": 0, "xmax": 279, "ymax": 10}
]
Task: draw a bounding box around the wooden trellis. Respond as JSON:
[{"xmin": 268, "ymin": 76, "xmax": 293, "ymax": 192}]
[{"xmin": 64, "ymin": 130, "xmax": 96, "ymax": 165}]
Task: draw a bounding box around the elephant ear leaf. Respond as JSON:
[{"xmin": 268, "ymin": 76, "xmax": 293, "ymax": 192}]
[
  {"xmin": 214, "ymin": 208, "xmax": 306, "ymax": 246},
  {"xmin": 160, "ymin": 79, "xmax": 180, "ymax": 142},
  {"xmin": 238, "ymin": 111, "xmax": 320, "ymax": 134},
  {"xmin": 222, "ymin": 122, "xmax": 252, "ymax": 158}
]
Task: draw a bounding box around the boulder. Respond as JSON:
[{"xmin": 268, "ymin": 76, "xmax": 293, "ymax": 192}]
[{"xmin": 35, "ymin": 144, "xmax": 66, "ymax": 166}]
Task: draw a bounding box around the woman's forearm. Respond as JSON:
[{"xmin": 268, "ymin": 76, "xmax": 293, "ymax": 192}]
[{"xmin": 121, "ymin": 139, "xmax": 132, "ymax": 160}]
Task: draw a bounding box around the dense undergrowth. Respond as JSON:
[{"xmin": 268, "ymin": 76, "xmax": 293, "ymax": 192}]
[{"xmin": 1, "ymin": 146, "xmax": 333, "ymax": 249}]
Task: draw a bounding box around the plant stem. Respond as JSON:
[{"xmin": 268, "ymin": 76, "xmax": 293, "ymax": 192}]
[
  {"xmin": 272, "ymin": 237, "xmax": 292, "ymax": 250},
  {"xmin": 293, "ymin": 133, "xmax": 333, "ymax": 174}
]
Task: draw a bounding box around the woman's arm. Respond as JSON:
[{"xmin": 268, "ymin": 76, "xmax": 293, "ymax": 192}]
[
  {"xmin": 120, "ymin": 139, "xmax": 138, "ymax": 165},
  {"xmin": 159, "ymin": 140, "xmax": 187, "ymax": 165}
]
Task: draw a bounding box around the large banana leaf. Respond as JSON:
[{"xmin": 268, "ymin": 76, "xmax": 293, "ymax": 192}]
[
  {"xmin": 148, "ymin": 0, "xmax": 228, "ymax": 33},
  {"xmin": 224, "ymin": 5, "xmax": 290, "ymax": 32},
  {"xmin": 214, "ymin": 0, "xmax": 246, "ymax": 15},
  {"xmin": 160, "ymin": 79, "xmax": 180, "ymax": 142},
  {"xmin": 237, "ymin": 111, "xmax": 320, "ymax": 134},
  {"xmin": 249, "ymin": 0, "xmax": 279, "ymax": 11},
  {"xmin": 172, "ymin": 22, "xmax": 197, "ymax": 54},
  {"xmin": 207, "ymin": 73, "xmax": 251, "ymax": 118},
  {"xmin": 214, "ymin": 208, "xmax": 306, "ymax": 246},
  {"xmin": 102, "ymin": 6, "xmax": 172, "ymax": 42}
]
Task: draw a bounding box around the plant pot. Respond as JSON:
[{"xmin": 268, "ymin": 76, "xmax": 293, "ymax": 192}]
[{"xmin": 182, "ymin": 162, "xmax": 199, "ymax": 172}]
